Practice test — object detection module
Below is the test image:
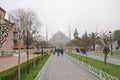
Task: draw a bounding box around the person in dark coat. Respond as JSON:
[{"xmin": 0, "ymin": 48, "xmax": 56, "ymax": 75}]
[
  {"xmin": 57, "ymin": 48, "xmax": 60, "ymax": 57},
  {"xmin": 103, "ymin": 46, "xmax": 110, "ymax": 54},
  {"xmin": 103, "ymin": 45, "xmax": 110, "ymax": 65},
  {"xmin": 60, "ymin": 49, "xmax": 64, "ymax": 56}
]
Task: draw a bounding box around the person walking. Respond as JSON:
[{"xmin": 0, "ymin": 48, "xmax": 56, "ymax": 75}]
[
  {"xmin": 60, "ymin": 49, "xmax": 64, "ymax": 56},
  {"xmin": 103, "ymin": 45, "xmax": 110, "ymax": 68},
  {"xmin": 57, "ymin": 48, "xmax": 60, "ymax": 57},
  {"xmin": 53, "ymin": 47, "xmax": 56, "ymax": 55}
]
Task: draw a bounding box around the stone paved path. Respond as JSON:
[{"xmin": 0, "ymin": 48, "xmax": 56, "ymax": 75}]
[{"xmin": 39, "ymin": 54, "xmax": 101, "ymax": 80}]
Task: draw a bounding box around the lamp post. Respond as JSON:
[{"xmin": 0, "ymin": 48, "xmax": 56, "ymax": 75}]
[
  {"xmin": 26, "ymin": 20, "xmax": 31, "ymax": 74},
  {"xmin": 13, "ymin": 20, "xmax": 22, "ymax": 80},
  {"xmin": 18, "ymin": 28, "xmax": 22, "ymax": 80},
  {"xmin": 85, "ymin": 32, "xmax": 88, "ymax": 60},
  {"xmin": 109, "ymin": 31, "xmax": 113, "ymax": 55},
  {"xmin": 13, "ymin": 27, "xmax": 18, "ymax": 46},
  {"xmin": 26, "ymin": 28, "xmax": 29, "ymax": 74}
]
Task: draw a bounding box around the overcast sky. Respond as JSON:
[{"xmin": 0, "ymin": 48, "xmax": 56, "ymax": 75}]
[{"xmin": 0, "ymin": 0, "xmax": 120, "ymax": 40}]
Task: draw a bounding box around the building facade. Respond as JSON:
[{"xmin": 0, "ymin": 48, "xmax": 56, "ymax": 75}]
[{"xmin": 0, "ymin": 7, "xmax": 14, "ymax": 53}]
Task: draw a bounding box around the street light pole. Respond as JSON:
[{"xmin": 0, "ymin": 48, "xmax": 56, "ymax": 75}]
[
  {"xmin": 18, "ymin": 28, "xmax": 22, "ymax": 80},
  {"xmin": 85, "ymin": 32, "xmax": 87, "ymax": 61},
  {"xmin": 14, "ymin": 20, "xmax": 22, "ymax": 80},
  {"xmin": 109, "ymin": 31, "xmax": 113, "ymax": 55},
  {"xmin": 26, "ymin": 21, "xmax": 30, "ymax": 74},
  {"xmin": 13, "ymin": 28, "xmax": 20, "ymax": 80},
  {"xmin": 17, "ymin": 33, "xmax": 21, "ymax": 80}
]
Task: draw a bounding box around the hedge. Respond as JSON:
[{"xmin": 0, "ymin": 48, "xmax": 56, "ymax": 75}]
[{"xmin": 0, "ymin": 53, "xmax": 49, "ymax": 80}]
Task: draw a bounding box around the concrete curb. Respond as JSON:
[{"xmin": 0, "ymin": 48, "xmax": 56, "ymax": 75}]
[
  {"xmin": 66, "ymin": 54, "xmax": 118, "ymax": 80},
  {"xmin": 65, "ymin": 54, "xmax": 103, "ymax": 80}
]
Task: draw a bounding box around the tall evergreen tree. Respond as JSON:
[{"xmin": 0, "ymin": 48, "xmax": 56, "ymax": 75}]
[
  {"xmin": 73, "ymin": 28, "xmax": 79, "ymax": 39},
  {"xmin": 114, "ymin": 29, "xmax": 120, "ymax": 48}
]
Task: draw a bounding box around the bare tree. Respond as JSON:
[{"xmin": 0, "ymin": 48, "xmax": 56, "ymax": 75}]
[
  {"xmin": 9, "ymin": 9, "xmax": 41, "ymax": 46},
  {"xmin": 9, "ymin": 8, "xmax": 41, "ymax": 74},
  {"xmin": 99, "ymin": 31, "xmax": 110, "ymax": 69}
]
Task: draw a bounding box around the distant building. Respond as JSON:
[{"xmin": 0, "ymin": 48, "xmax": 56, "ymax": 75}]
[
  {"xmin": 0, "ymin": 7, "xmax": 14, "ymax": 54},
  {"xmin": 49, "ymin": 31, "xmax": 70, "ymax": 49}
]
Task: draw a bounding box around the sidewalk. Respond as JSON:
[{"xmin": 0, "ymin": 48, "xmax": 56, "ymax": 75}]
[
  {"xmin": 77, "ymin": 52, "xmax": 120, "ymax": 66},
  {"xmin": 0, "ymin": 54, "xmax": 35, "ymax": 72},
  {"xmin": 38, "ymin": 54, "xmax": 101, "ymax": 80}
]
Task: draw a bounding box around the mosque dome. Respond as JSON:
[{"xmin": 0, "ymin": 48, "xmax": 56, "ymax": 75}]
[{"xmin": 49, "ymin": 31, "xmax": 70, "ymax": 48}]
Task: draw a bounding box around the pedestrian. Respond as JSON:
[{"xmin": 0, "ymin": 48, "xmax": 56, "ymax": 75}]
[
  {"xmin": 53, "ymin": 47, "xmax": 56, "ymax": 55},
  {"xmin": 57, "ymin": 48, "xmax": 60, "ymax": 57},
  {"xmin": 76, "ymin": 47, "xmax": 79, "ymax": 53},
  {"xmin": 103, "ymin": 46, "xmax": 110, "ymax": 54},
  {"xmin": 82, "ymin": 48, "xmax": 86, "ymax": 54},
  {"xmin": 61, "ymin": 49, "xmax": 64, "ymax": 56},
  {"xmin": 103, "ymin": 45, "xmax": 110, "ymax": 67}
]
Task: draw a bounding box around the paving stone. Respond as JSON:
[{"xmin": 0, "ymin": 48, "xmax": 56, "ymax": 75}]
[{"xmin": 39, "ymin": 54, "xmax": 101, "ymax": 80}]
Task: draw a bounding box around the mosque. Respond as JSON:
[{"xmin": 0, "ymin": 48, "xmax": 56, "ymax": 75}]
[{"xmin": 49, "ymin": 31, "xmax": 70, "ymax": 49}]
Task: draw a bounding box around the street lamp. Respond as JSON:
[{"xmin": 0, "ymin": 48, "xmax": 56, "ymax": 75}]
[
  {"xmin": 84, "ymin": 31, "xmax": 88, "ymax": 61},
  {"xmin": 18, "ymin": 28, "xmax": 22, "ymax": 80},
  {"xmin": 13, "ymin": 27, "xmax": 18, "ymax": 46},
  {"xmin": 13, "ymin": 20, "xmax": 22, "ymax": 80},
  {"xmin": 26, "ymin": 21, "xmax": 30, "ymax": 74},
  {"xmin": 109, "ymin": 31, "xmax": 113, "ymax": 55}
]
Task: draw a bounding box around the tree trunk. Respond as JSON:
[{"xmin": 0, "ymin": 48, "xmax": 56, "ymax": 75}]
[
  {"xmin": 117, "ymin": 40, "xmax": 120, "ymax": 48},
  {"xmin": 93, "ymin": 43, "xmax": 95, "ymax": 51},
  {"xmin": 104, "ymin": 54, "xmax": 107, "ymax": 69}
]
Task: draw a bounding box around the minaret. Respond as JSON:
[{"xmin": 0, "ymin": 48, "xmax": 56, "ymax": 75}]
[
  {"xmin": 85, "ymin": 31, "xmax": 87, "ymax": 37},
  {"xmin": 68, "ymin": 24, "xmax": 71, "ymax": 40},
  {"xmin": 46, "ymin": 27, "xmax": 48, "ymax": 41}
]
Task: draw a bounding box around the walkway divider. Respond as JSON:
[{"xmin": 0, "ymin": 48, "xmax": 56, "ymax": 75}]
[
  {"xmin": 34, "ymin": 54, "xmax": 52, "ymax": 80},
  {"xmin": 65, "ymin": 54, "xmax": 118, "ymax": 80}
]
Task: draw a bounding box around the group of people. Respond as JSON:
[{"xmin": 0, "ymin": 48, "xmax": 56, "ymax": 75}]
[
  {"xmin": 53, "ymin": 48, "xmax": 64, "ymax": 56},
  {"xmin": 76, "ymin": 47, "xmax": 87, "ymax": 54}
]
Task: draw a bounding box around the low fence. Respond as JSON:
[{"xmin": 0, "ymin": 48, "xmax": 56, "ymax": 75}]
[
  {"xmin": 66, "ymin": 54, "xmax": 118, "ymax": 80},
  {"xmin": 0, "ymin": 49, "xmax": 35, "ymax": 56},
  {"xmin": 0, "ymin": 50, "xmax": 14, "ymax": 56},
  {"xmin": 90, "ymin": 51, "xmax": 120, "ymax": 59},
  {"xmin": 81, "ymin": 61, "xmax": 118, "ymax": 80}
]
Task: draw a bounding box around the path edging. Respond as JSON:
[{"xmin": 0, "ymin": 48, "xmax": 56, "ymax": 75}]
[{"xmin": 66, "ymin": 54, "xmax": 118, "ymax": 80}]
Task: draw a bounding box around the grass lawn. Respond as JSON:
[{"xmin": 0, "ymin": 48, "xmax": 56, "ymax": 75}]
[
  {"xmin": 21, "ymin": 54, "xmax": 50, "ymax": 80},
  {"xmin": 69, "ymin": 53, "xmax": 120, "ymax": 80},
  {"xmin": 113, "ymin": 51, "xmax": 120, "ymax": 57}
]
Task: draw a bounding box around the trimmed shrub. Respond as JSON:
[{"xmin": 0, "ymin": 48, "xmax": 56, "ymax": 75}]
[{"xmin": 0, "ymin": 53, "xmax": 49, "ymax": 80}]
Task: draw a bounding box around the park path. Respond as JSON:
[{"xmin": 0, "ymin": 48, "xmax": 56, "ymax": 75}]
[{"xmin": 39, "ymin": 53, "xmax": 101, "ymax": 80}]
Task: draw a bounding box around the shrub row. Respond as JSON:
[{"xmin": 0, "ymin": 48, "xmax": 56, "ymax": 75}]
[
  {"xmin": 21, "ymin": 53, "xmax": 50, "ymax": 80},
  {"xmin": 0, "ymin": 53, "xmax": 49, "ymax": 80}
]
